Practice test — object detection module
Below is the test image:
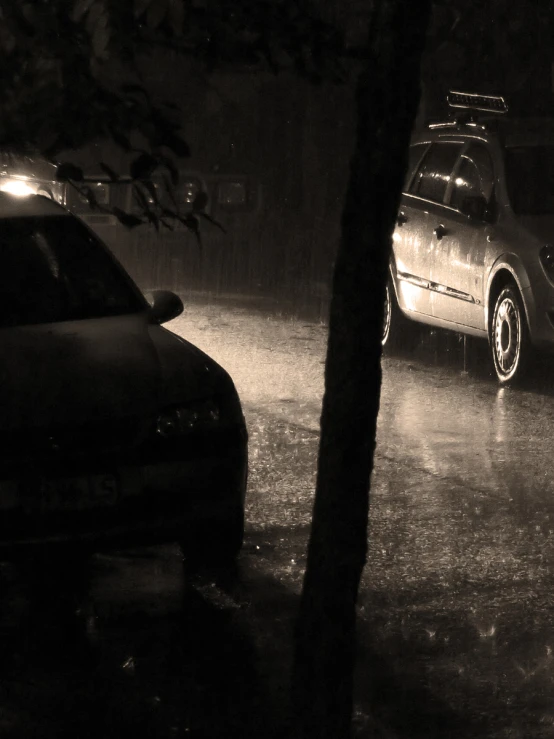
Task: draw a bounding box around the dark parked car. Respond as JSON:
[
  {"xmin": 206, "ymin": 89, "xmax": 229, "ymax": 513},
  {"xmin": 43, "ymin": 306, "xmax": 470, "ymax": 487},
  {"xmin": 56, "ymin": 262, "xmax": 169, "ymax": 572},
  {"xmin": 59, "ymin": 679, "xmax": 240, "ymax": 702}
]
[
  {"xmin": 384, "ymin": 92, "xmax": 554, "ymax": 384},
  {"xmin": 0, "ymin": 191, "xmax": 247, "ymax": 563}
]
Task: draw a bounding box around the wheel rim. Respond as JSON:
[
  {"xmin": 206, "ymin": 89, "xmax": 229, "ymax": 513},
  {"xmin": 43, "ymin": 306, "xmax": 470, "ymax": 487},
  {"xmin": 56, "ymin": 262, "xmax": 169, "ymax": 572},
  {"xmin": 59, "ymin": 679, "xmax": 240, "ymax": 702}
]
[
  {"xmin": 382, "ymin": 285, "xmax": 392, "ymax": 345},
  {"xmin": 493, "ymin": 296, "xmax": 520, "ymax": 377}
]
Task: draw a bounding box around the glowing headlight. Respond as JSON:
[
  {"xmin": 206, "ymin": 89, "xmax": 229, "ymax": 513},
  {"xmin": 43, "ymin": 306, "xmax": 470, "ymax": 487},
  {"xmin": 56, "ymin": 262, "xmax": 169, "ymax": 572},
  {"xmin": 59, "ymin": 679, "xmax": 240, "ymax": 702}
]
[{"xmin": 156, "ymin": 399, "xmax": 220, "ymax": 438}]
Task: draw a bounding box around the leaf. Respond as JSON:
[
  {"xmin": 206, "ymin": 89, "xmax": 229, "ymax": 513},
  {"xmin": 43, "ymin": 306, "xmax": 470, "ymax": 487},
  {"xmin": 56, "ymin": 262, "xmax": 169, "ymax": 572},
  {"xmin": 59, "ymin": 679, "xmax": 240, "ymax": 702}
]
[
  {"xmin": 81, "ymin": 185, "xmax": 100, "ymax": 209},
  {"xmin": 109, "ymin": 127, "xmax": 132, "ymax": 151},
  {"xmin": 120, "ymin": 83, "xmax": 150, "ymax": 98},
  {"xmin": 21, "ymin": 3, "xmax": 37, "ymax": 23},
  {"xmin": 85, "ymin": 2, "xmax": 103, "ymax": 32},
  {"xmin": 99, "ymin": 162, "xmax": 120, "ymax": 181},
  {"xmin": 198, "ymin": 211, "xmax": 226, "ymax": 233},
  {"xmin": 163, "ymin": 132, "xmax": 190, "ymax": 158},
  {"xmin": 134, "ymin": 0, "xmax": 152, "ymax": 16},
  {"xmin": 56, "ymin": 163, "xmax": 84, "ymax": 182},
  {"xmin": 147, "ymin": 0, "xmax": 167, "ymax": 29},
  {"xmin": 141, "ymin": 179, "xmax": 160, "ymax": 205},
  {"xmin": 191, "ymin": 191, "xmax": 209, "ymax": 212},
  {"xmin": 181, "ymin": 214, "xmax": 202, "ymax": 245},
  {"xmin": 71, "ymin": 184, "xmax": 102, "ymax": 211},
  {"xmin": 160, "ymin": 155, "xmax": 179, "ymax": 186},
  {"xmin": 112, "ymin": 208, "xmax": 144, "ymax": 228},
  {"xmin": 132, "ymin": 184, "xmax": 151, "ymax": 212},
  {"xmin": 145, "ymin": 210, "xmax": 160, "ymax": 232},
  {"xmin": 0, "ymin": 27, "xmax": 16, "ymax": 54},
  {"xmin": 120, "ymin": 84, "xmax": 151, "ymax": 111},
  {"xmin": 71, "ymin": 0, "xmax": 96, "ymax": 22},
  {"xmin": 130, "ymin": 153, "xmax": 158, "ymax": 180},
  {"xmin": 168, "ymin": 0, "xmax": 184, "ymax": 33},
  {"xmin": 43, "ymin": 135, "xmax": 70, "ymax": 158},
  {"xmin": 159, "ymin": 216, "xmax": 174, "ymax": 231},
  {"xmin": 162, "ymin": 174, "xmax": 179, "ymax": 208},
  {"xmin": 93, "ymin": 26, "xmax": 110, "ymax": 60}
]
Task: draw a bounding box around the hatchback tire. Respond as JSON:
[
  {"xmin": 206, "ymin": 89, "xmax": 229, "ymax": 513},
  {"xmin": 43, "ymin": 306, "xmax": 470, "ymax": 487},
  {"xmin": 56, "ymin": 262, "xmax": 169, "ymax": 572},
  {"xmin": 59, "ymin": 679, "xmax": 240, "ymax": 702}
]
[{"xmin": 490, "ymin": 284, "xmax": 531, "ymax": 385}]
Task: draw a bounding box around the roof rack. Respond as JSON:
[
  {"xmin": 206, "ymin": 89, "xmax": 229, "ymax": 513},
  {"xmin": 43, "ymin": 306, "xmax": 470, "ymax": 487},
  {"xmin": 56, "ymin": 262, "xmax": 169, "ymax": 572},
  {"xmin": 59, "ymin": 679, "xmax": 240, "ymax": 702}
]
[
  {"xmin": 424, "ymin": 92, "xmax": 508, "ymax": 132},
  {"xmin": 427, "ymin": 119, "xmax": 490, "ymax": 131},
  {"xmin": 447, "ymin": 91, "xmax": 508, "ymax": 114}
]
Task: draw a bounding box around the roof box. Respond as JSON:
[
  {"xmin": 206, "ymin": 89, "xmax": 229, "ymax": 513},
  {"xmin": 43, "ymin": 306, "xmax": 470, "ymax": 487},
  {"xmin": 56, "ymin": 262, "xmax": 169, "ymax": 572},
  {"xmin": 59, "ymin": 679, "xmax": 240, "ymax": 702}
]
[{"xmin": 447, "ymin": 91, "xmax": 508, "ymax": 114}]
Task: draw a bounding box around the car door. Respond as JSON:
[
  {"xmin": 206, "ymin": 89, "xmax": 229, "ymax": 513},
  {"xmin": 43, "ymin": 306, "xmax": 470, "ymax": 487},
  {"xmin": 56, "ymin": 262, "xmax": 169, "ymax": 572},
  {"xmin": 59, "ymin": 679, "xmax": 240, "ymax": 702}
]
[
  {"xmin": 430, "ymin": 143, "xmax": 495, "ymax": 330},
  {"xmin": 395, "ymin": 141, "xmax": 463, "ymax": 318}
]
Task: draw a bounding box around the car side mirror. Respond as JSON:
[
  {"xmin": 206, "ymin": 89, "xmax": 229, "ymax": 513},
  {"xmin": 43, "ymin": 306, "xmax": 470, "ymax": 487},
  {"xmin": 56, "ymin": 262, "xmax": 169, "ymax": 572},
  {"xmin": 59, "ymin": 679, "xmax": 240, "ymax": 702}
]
[
  {"xmin": 461, "ymin": 194, "xmax": 495, "ymax": 222},
  {"xmin": 147, "ymin": 290, "xmax": 184, "ymax": 325}
]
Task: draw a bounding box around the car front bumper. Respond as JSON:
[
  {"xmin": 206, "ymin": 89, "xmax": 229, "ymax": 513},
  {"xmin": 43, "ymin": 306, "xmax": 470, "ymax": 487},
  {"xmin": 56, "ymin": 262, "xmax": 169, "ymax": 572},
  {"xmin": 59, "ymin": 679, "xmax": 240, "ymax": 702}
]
[{"xmin": 0, "ymin": 435, "xmax": 248, "ymax": 554}]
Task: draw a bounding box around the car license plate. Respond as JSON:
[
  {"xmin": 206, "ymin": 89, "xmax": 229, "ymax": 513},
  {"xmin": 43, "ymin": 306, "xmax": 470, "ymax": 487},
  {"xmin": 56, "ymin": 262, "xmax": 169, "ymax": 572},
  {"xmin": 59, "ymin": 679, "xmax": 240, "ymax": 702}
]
[{"xmin": 22, "ymin": 474, "xmax": 119, "ymax": 513}]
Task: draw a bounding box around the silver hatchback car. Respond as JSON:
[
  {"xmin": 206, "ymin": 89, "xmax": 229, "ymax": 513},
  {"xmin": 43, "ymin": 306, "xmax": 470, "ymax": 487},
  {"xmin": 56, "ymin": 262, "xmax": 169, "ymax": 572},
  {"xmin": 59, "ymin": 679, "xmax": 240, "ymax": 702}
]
[{"xmin": 383, "ymin": 92, "xmax": 554, "ymax": 384}]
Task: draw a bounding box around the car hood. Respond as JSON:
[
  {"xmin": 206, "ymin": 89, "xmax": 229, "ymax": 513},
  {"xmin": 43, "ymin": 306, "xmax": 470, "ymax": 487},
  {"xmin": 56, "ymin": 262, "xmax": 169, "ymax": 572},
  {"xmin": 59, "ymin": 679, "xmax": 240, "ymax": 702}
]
[
  {"xmin": 517, "ymin": 215, "xmax": 554, "ymax": 245},
  {"xmin": 0, "ymin": 313, "xmax": 228, "ymax": 431}
]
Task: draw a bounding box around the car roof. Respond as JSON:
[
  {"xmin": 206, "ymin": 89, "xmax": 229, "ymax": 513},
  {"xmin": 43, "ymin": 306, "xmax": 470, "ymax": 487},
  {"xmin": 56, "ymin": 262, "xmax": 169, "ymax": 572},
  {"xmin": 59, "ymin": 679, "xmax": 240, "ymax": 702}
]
[{"xmin": 0, "ymin": 192, "xmax": 69, "ymax": 218}]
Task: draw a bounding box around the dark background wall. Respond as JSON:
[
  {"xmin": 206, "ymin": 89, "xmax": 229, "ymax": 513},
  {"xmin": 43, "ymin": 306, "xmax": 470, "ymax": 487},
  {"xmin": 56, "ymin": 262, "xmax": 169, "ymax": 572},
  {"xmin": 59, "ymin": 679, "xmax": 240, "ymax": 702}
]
[
  {"xmin": 66, "ymin": 62, "xmax": 356, "ymax": 313},
  {"xmin": 64, "ymin": 0, "xmax": 554, "ymax": 316}
]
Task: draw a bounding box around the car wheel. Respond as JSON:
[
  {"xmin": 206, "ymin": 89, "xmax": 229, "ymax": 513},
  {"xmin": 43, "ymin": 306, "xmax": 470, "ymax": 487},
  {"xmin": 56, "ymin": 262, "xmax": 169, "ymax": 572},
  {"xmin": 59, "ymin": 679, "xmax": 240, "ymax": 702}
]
[
  {"xmin": 491, "ymin": 284, "xmax": 531, "ymax": 385},
  {"xmin": 382, "ymin": 281, "xmax": 420, "ymax": 353},
  {"xmin": 181, "ymin": 508, "xmax": 244, "ymax": 569}
]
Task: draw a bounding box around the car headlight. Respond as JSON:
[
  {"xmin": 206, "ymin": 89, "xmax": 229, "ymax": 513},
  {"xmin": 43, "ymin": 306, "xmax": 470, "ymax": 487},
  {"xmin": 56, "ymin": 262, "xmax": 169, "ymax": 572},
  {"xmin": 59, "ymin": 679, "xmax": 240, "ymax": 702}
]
[
  {"xmin": 156, "ymin": 398, "xmax": 220, "ymax": 438},
  {"xmin": 540, "ymin": 245, "xmax": 554, "ymax": 282}
]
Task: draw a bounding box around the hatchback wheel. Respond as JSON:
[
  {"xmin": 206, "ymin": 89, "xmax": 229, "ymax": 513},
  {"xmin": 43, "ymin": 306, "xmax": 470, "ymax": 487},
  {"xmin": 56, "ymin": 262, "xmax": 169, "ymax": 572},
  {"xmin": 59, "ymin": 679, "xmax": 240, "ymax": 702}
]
[
  {"xmin": 382, "ymin": 281, "xmax": 420, "ymax": 353},
  {"xmin": 491, "ymin": 285, "xmax": 531, "ymax": 384}
]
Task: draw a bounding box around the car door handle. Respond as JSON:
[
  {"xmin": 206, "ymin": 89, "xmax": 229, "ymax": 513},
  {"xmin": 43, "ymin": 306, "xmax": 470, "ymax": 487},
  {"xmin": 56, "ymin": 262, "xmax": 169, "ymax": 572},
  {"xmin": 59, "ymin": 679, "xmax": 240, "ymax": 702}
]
[
  {"xmin": 396, "ymin": 212, "xmax": 408, "ymax": 226},
  {"xmin": 433, "ymin": 224, "xmax": 448, "ymax": 240}
]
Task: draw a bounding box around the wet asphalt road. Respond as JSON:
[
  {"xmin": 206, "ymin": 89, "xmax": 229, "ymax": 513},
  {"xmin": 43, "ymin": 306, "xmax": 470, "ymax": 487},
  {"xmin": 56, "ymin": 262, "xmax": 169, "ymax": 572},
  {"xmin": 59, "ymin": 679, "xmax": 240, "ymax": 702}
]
[{"xmin": 3, "ymin": 299, "xmax": 554, "ymax": 737}]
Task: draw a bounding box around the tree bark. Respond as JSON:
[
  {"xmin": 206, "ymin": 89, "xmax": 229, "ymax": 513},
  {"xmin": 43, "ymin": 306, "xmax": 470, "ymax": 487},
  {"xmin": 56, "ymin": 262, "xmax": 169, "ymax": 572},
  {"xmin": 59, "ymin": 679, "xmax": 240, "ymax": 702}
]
[{"xmin": 292, "ymin": 2, "xmax": 432, "ymax": 737}]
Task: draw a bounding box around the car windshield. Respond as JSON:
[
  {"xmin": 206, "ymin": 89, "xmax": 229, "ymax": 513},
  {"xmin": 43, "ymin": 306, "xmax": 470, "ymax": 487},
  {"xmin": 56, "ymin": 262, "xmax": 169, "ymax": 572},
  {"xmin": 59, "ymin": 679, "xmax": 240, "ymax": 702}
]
[
  {"xmin": 0, "ymin": 215, "xmax": 145, "ymax": 328},
  {"xmin": 505, "ymin": 145, "xmax": 554, "ymax": 215}
]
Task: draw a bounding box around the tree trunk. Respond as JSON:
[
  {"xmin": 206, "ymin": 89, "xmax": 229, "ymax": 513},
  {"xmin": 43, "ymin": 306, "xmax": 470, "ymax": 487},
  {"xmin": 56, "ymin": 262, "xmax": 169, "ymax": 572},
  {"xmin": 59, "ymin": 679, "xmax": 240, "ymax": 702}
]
[{"xmin": 292, "ymin": 2, "xmax": 432, "ymax": 737}]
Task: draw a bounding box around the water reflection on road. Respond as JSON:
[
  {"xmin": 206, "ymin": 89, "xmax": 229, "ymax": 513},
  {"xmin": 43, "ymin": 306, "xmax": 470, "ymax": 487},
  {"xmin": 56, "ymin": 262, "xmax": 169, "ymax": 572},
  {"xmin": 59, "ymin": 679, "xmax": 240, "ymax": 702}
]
[
  {"xmin": 366, "ymin": 339, "xmax": 554, "ymax": 738},
  {"xmin": 379, "ymin": 348, "xmax": 554, "ymax": 502},
  {"xmin": 176, "ymin": 302, "xmax": 554, "ymax": 737}
]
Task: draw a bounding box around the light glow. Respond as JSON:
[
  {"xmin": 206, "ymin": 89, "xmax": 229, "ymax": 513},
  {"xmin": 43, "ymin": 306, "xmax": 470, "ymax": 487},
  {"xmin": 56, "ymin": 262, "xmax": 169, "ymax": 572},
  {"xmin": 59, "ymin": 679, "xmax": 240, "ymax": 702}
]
[{"xmin": 0, "ymin": 180, "xmax": 35, "ymax": 197}]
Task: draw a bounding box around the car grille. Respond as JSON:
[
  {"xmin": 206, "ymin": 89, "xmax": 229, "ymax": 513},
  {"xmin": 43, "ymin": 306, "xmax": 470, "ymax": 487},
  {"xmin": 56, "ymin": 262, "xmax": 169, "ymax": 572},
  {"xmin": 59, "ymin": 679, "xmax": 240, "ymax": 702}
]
[{"xmin": 0, "ymin": 417, "xmax": 149, "ymax": 468}]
